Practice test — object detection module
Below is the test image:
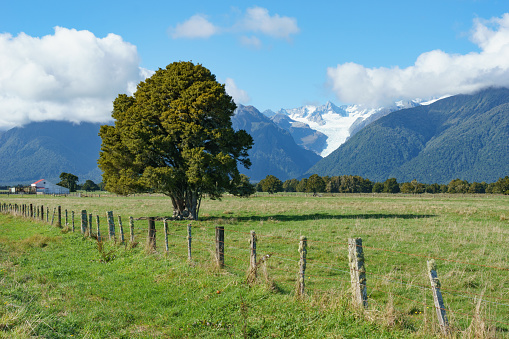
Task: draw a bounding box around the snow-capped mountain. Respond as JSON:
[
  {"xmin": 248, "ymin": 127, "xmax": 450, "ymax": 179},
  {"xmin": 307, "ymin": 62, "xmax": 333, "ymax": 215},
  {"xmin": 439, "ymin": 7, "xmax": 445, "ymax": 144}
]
[{"xmin": 268, "ymin": 100, "xmax": 422, "ymax": 157}]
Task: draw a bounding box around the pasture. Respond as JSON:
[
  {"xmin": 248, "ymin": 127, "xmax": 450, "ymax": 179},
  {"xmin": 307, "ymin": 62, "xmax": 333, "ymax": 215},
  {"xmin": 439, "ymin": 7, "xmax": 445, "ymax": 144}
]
[{"xmin": 0, "ymin": 193, "xmax": 508, "ymax": 338}]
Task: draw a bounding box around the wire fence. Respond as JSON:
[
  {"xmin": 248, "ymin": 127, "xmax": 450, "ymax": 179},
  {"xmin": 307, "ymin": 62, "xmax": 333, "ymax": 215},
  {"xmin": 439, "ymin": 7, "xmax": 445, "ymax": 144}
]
[{"xmin": 1, "ymin": 201, "xmax": 508, "ymax": 336}]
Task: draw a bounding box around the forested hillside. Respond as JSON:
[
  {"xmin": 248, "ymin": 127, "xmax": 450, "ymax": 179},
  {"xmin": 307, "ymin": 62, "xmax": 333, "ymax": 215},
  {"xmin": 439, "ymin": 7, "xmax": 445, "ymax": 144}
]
[
  {"xmin": 0, "ymin": 121, "xmax": 103, "ymax": 185},
  {"xmin": 307, "ymin": 87, "xmax": 509, "ymax": 183}
]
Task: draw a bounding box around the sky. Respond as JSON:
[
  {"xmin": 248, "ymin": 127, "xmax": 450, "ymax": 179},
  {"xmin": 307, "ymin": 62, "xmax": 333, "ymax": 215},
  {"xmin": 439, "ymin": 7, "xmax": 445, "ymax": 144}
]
[{"xmin": 1, "ymin": 0, "xmax": 509, "ymax": 130}]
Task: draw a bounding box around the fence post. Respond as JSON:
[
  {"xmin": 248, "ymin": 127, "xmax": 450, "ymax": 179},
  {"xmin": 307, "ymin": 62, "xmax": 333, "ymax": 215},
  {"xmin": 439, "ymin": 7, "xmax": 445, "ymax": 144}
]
[
  {"xmin": 250, "ymin": 231, "xmax": 257, "ymax": 276},
  {"xmin": 51, "ymin": 207, "xmax": 56, "ymax": 225},
  {"xmin": 118, "ymin": 216, "xmax": 125, "ymax": 244},
  {"xmin": 81, "ymin": 210, "xmax": 88, "ymax": 234},
  {"xmin": 71, "ymin": 211, "xmax": 75, "ymax": 232},
  {"xmin": 65, "ymin": 209, "xmax": 68, "ymax": 227},
  {"xmin": 427, "ymin": 260, "xmax": 449, "ymax": 335},
  {"xmin": 30, "ymin": 204, "xmax": 33, "ymax": 218},
  {"xmin": 215, "ymin": 226, "xmax": 225, "ymax": 268},
  {"xmin": 348, "ymin": 237, "xmax": 368, "ymax": 308},
  {"xmin": 46, "ymin": 207, "xmax": 49, "ymax": 222},
  {"xmin": 129, "ymin": 216, "xmax": 135, "ymax": 243},
  {"xmin": 187, "ymin": 224, "xmax": 192, "ymax": 261},
  {"xmin": 107, "ymin": 211, "xmax": 115, "ymax": 241},
  {"xmin": 163, "ymin": 219, "xmax": 169, "ymax": 252},
  {"xmin": 297, "ymin": 236, "xmax": 307, "ymax": 297},
  {"xmin": 96, "ymin": 215, "xmax": 101, "ymax": 242},
  {"xmin": 88, "ymin": 213, "xmax": 93, "ymax": 236},
  {"xmin": 147, "ymin": 217, "xmax": 156, "ymax": 251},
  {"xmin": 57, "ymin": 206, "xmax": 62, "ymax": 228}
]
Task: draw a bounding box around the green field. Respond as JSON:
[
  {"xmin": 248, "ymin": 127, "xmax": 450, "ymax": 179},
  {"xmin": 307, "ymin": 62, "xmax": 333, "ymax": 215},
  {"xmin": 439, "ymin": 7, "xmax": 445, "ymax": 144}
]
[{"xmin": 1, "ymin": 193, "xmax": 508, "ymax": 338}]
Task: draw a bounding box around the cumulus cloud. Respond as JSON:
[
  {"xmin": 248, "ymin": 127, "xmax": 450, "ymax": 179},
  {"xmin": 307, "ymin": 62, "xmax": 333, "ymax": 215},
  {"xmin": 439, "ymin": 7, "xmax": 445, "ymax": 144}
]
[
  {"xmin": 241, "ymin": 7, "xmax": 299, "ymax": 40},
  {"xmin": 327, "ymin": 13, "xmax": 509, "ymax": 106},
  {"xmin": 224, "ymin": 78, "xmax": 250, "ymax": 104},
  {"xmin": 0, "ymin": 27, "xmax": 147, "ymax": 130},
  {"xmin": 169, "ymin": 14, "xmax": 219, "ymax": 39},
  {"xmin": 170, "ymin": 7, "xmax": 299, "ymax": 46}
]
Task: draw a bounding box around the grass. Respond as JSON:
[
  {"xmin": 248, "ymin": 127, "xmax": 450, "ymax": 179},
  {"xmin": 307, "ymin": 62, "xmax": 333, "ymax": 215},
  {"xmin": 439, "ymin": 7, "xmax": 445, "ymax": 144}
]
[{"xmin": 0, "ymin": 193, "xmax": 508, "ymax": 338}]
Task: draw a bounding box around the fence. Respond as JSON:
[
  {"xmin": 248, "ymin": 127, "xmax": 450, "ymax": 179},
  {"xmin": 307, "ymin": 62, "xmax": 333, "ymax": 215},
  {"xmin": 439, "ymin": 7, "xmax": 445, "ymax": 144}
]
[{"xmin": 1, "ymin": 201, "xmax": 508, "ymax": 336}]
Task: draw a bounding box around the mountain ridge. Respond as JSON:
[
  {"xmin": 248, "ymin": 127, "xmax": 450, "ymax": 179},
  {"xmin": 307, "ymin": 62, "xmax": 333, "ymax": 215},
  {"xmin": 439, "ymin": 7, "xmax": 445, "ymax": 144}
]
[{"xmin": 306, "ymin": 87, "xmax": 509, "ymax": 184}]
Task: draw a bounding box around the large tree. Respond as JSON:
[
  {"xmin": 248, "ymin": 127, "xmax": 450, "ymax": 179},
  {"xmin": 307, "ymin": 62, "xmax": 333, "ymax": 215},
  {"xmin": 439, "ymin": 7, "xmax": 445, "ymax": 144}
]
[
  {"xmin": 57, "ymin": 172, "xmax": 79, "ymax": 192},
  {"xmin": 98, "ymin": 62, "xmax": 253, "ymax": 220}
]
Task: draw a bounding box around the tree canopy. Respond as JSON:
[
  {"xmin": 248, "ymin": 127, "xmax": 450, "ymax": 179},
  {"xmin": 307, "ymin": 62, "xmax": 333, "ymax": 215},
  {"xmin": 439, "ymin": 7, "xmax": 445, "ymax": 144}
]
[
  {"xmin": 57, "ymin": 172, "xmax": 79, "ymax": 192},
  {"xmin": 98, "ymin": 61, "xmax": 253, "ymax": 220}
]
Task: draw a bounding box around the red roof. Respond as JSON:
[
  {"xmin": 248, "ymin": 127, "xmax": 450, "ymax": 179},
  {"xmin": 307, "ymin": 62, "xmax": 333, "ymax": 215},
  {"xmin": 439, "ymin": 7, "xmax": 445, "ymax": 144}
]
[{"xmin": 32, "ymin": 179, "xmax": 45, "ymax": 186}]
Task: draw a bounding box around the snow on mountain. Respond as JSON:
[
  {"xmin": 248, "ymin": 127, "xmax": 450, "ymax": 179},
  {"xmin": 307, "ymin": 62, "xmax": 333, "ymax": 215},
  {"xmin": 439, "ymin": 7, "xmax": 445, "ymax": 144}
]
[{"xmin": 269, "ymin": 100, "xmax": 422, "ymax": 157}]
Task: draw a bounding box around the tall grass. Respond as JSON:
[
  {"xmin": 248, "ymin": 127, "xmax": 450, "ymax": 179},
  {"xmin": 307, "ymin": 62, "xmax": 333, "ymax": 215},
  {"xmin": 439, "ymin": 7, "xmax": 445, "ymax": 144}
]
[{"xmin": 1, "ymin": 193, "xmax": 508, "ymax": 337}]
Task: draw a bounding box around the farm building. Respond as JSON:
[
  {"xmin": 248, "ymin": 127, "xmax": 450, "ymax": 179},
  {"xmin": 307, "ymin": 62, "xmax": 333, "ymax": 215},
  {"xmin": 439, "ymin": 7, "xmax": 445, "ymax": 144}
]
[{"xmin": 31, "ymin": 179, "xmax": 70, "ymax": 194}]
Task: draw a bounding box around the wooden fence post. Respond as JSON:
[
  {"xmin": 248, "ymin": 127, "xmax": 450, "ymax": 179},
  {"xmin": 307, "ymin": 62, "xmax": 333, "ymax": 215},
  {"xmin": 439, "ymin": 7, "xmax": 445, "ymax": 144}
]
[
  {"xmin": 118, "ymin": 216, "xmax": 125, "ymax": 244},
  {"xmin": 81, "ymin": 210, "xmax": 88, "ymax": 234},
  {"xmin": 250, "ymin": 231, "xmax": 257, "ymax": 276},
  {"xmin": 46, "ymin": 207, "xmax": 49, "ymax": 222},
  {"xmin": 51, "ymin": 207, "xmax": 56, "ymax": 225},
  {"xmin": 147, "ymin": 217, "xmax": 156, "ymax": 251},
  {"xmin": 88, "ymin": 213, "xmax": 93, "ymax": 236},
  {"xmin": 71, "ymin": 211, "xmax": 75, "ymax": 232},
  {"xmin": 107, "ymin": 211, "xmax": 115, "ymax": 241},
  {"xmin": 427, "ymin": 260, "xmax": 449, "ymax": 335},
  {"xmin": 215, "ymin": 226, "xmax": 225, "ymax": 268},
  {"xmin": 187, "ymin": 224, "xmax": 192, "ymax": 261},
  {"xmin": 96, "ymin": 215, "xmax": 102, "ymax": 242},
  {"xmin": 65, "ymin": 209, "xmax": 68, "ymax": 227},
  {"xmin": 297, "ymin": 236, "xmax": 307, "ymax": 297},
  {"xmin": 56, "ymin": 206, "xmax": 62, "ymax": 228},
  {"xmin": 30, "ymin": 204, "xmax": 33, "ymax": 218},
  {"xmin": 348, "ymin": 237, "xmax": 368, "ymax": 308},
  {"xmin": 163, "ymin": 219, "xmax": 169, "ymax": 252},
  {"xmin": 129, "ymin": 216, "xmax": 135, "ymax": 243}
]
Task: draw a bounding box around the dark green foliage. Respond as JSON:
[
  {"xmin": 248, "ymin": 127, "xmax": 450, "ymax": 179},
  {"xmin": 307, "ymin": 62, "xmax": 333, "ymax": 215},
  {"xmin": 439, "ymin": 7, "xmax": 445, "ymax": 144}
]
[
  {"xmin": 283, "ymin": 179, "xmax": 299, "ymax": 192},
  {"xmin": 308, "ymin": 88, "xmax": 509, "ymax": 184},
  {"xmin": 372, "ymin": 182, "xmax": 384, "ymax": 193},
  {"xmin": 258, "ymin": 175, "xmax": 283, "ymax": 194},
  {"xmin": 98, "ymin": 62, "xmax": 253, "ymax": 220},
  {"xmin": 231, "ymin": 105, "xmax": 321, "ymax": 181},
  {"xmin": 488, "ymin": 176, "xmax": 509, "ymax": 194},
  {"xmin": 57, "ymin": 172, "xmax": 79, "ymax": 192},
  {"xmin": 447, "ymin": 178, "xmax": 470, "ymax": 193},
  {"xmin": 383, "ymin": 178, "xmax": 400, "ymax": 193},
  {"xmin": 305, "ymin": 174, "xmax": 326, "ymax": 194},
  {"xmin": 325, "ymin": 175, "xmax": 373, "ymax": 193},
  {"xmin": 81, "ymin": 180, "xmax": 100, "ymax": 192},
  {"xmin": 232, "ymin": 174, "xmax": 256, "ymax": 198}
]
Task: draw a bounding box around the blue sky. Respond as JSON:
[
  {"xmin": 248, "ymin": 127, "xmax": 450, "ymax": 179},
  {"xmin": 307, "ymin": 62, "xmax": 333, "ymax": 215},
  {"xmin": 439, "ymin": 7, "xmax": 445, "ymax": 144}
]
[{"xmin": 1, "ymin": 0, "xmax": 509, "ymax": 129}]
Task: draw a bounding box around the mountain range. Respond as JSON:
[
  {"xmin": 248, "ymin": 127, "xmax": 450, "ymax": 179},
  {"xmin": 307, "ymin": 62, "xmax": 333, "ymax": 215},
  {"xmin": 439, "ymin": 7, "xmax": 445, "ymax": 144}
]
[
  {"xmin": 0, "ymin": 121, "xmax": 103, "ymax": 185},
  {"xmin": 266, "ymin": 100, "xmax": 422, "ymax": 156},
  {"xmin": 0, "ymin": 87, "xmax": 508, "ymax": 186},
  {"xmin": 307, "ymin": 87, "xmax": 509, "ymax": 184}
]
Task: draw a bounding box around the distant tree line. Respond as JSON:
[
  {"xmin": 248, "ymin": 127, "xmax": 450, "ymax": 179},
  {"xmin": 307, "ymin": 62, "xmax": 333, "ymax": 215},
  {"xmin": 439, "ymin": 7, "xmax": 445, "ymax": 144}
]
[
  {"xmin": 57, "ymin": 172, "xmax": 104, "ymax": 192},
  {"xmin": 255, "ymin": 175, "xmax": 509, "ymax": 195}
]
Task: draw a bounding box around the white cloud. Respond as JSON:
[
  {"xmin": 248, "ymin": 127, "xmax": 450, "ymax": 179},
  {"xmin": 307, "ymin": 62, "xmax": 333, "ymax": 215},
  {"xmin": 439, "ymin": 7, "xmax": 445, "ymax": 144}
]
[
  {"xmin": 239, "ymin": 35, "xmax": 262, "ymax": 49},
  {"xmin": 170, "ymin": 14, "xmax": 219, "ymax": 39},
  {"xmin": 327, "ymin": 13, "xmax": 509, "ymax": 106},
  {"xmin": 0, "ymin": 27, "xmax": 147, "ymax": 130},
  {"xmin": 224, "ymin": 78, "xmax": 250, "ymax": 104},
  {"xmin": 241, "ymin": 7, "xmax": 300, "ymax": 40},
  {"xmin": 170, "ymin": 7, "xmax": 299, "ymax": 46}
]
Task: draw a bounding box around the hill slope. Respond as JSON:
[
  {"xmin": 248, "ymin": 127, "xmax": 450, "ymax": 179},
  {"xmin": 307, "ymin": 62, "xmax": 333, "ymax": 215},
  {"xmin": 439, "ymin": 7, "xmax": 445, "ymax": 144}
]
[
  {"xmin": 307, "ymin": 87, "xmax": 509, "ymax": 183},
  {"xmin": 232, "ymin": 105, "xmax": 321, "ymax": 181},
  {"xmin": 0, "ymin": 121, "xmax": 103, "ymax": 185},
  {"xmin": 0, "ymin": 106, "xmax": 322, "ymax": 185}
]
